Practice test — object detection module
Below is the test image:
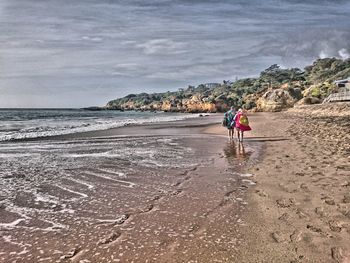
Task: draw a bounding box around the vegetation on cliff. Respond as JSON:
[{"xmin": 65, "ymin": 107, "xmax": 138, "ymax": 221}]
[{"xmin": 106, "ymin": 58, "xmax": 350, "ymax": 112}]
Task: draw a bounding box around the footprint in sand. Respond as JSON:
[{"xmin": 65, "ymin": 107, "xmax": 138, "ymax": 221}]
[
  {"xmin": 289, "ymin": 255, "xmax": 306, "ymax": 263},
  {"xmin": 97, "ymin": 232, "xmax": 121, "ymax": 245},
  {"xmin": 224, "ymin": 190, "xmax": 235, "ymax": 197},
  {"xmin": 315, "ymin": 207, "xmax": 327, "ymax": 217},
  {"xmin": 278, "ymin": 213, "xmax": 290, "ymax": 221},
  {"xmin": 271, "ymin": 231, "xmax": 286, "ymax": 243},
  {"xmin": 290, "ymin": 230, "xmax": 303, "ymax": 243},
  {"xmin": 187, "ymin": 223, "xmax": 200, "ymax": 233},
  {"xmin": 140, "ymin": 204, "xmax": 154, "ymax": 213},
  {"xmin": 296, "ymin": 209, "xmax": 309, "ymax": 220},
  {"xmin": 322, "ymin": 196, "xmax": 336, "ymax": 205},
  {"xmin": 184, "ymin": 175, "xmax": 191, "ymax": 181},
  {"xmin": 172, "ymin": 176, "xmax": 191, "ymax": 187},
  {"xmin": 344, "ymin": 211, "xmax": 350, "ymax": 219},
  {"xmin": 95, "ymin": 214, "xmax": 130, "ymax": 226},
  {"xmin": 300, "ymin": 183, "xmax": 309, "ymax": 191},
  {"xmin": 331, "ymin": 247, "xmax": 348, "ymax": 263},
  {"xmin": 343, "ymin": 192, "xmax": 350, "ymax": 203},
  {"xmin": 329, "ymin": 220, "xmax": 342, "ymax": 232},
  {"xmin": 279, "ymin": 183, "xmax": 298, "ymax": 193},
  {"xmin": 255, "ymin": 189, "xmax": 268, "ymax": 197},
  {"xmin": 60, "ymin": 247, "xmax": 80, "ymax": 260},
  {"xmin": 111, "ymin": 214, "xmax": 129, "ymax": 225},
  {"xmin": 172, "ymin": 181, "xmax": 182, "ymax": 187},
  {"xmin": 306, "ymin": 224, "xmax": 323, "ymax": 234},
  {"xmin": 152, "ymin": 195, "xmax": 161, "ymax": 201},
  {"xmin": 276, "ymin": 198, "xmax": 295, "ymax": 208},
  {"xmin": 170, "ymin": 189, "xmax": 183, "ymax": 196}
]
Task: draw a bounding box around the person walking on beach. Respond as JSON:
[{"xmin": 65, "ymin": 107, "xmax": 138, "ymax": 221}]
[
  {"xmin": 223, "ymin": 107, "xmax": 236, "ymax": 140},
  {"xmin": 234, "ymin": 108, "xmax": 251, "ymax": 142}
]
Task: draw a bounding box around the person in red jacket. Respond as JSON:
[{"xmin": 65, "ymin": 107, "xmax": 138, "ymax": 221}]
[{"xmin": 234, "ymin": 108, "xmax": 251, "ymax": 142}]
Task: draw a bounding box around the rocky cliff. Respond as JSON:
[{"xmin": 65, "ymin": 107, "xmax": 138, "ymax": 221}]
[
  {"xmin": 106, "ymin": 58, "xmax": 350, "ymax": 112},
  {"xmin": 256, "ymin": 88, "xmax": 302, "ymax": 112}
]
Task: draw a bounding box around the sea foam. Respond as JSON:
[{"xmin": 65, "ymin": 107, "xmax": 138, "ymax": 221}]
[{"xmin": 0, "ymin": 110, "xmax": 199, "ymax": 141}]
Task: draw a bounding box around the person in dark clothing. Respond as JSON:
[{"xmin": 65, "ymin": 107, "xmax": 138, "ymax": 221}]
[{"xmin": 223, "ymin": 107, "xmax": 237, "ymax": 140}]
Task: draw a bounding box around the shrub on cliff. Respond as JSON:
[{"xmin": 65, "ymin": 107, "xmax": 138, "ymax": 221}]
[
  {"xmin": 259, "ymin": 64, "xmax": 305, "ymax": 88},
  {"xmin": 106, "ymin": 57, "xmax": 350, "ymax": 112},
  {"xmin": 305, "ymin": 58, "xmax": 350, "ymax": 84}
]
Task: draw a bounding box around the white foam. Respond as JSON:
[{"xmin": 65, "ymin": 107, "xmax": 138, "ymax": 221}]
[
  {"xmin": 34, "ymin": 193, "xmax": 60, "ymax": 205},
  {"xmin": 2, "ymin": 205, "xmax": 32, "ymax": 220},
  {"xmin": 240, "ymin": 173, "xmax": 254, "ymax": 177},
  {"xmin": 96, "ymin": 218, "xmax": 118, "ymax": 224},
  {"xmin": 85, "ymin": 171, "xmax": 136, "ymax": 188},
  {"xmin": 65, "ymin": 178, "xmax": 95, "ymax": 189},
  {"xmin": 40, "ymin": 220, "xmax": 67, "ymax": 231},
  {"xmin": 139, "ymin": 159, "xmax": 167, "ymax": 167},
  {"xmin": 56, "ymin": 185, "xmax": 89, "ymax": 198},
  {"xmin": 63, "ymin": 152, "xmax": 121, "ymax": 158},
  {"xmin": 0, "ymin": 112, "xmax": 198, "ymax": 141},
  {"xmin": 0, "ymin": 209, "xmax": 68, "ymax": 232},
  {"xmin": 2, "ymin": 235, "xmax": 30, "ymax": 255},
  {"xmin": 0, "ymin": 219, "xmax": 25, "ymax": 228},
  {"xmin": 0, "ymin": 153, "xmax": 36, "ymax": 158},
  {"xmin": 38, "ymin": 257, "xmax": 53, "ymax": 262},
  {"xmin": 58, "ymin": 208, "xmax": 75, "ymax": 214},
  {"xmin": 242, "ymin": 179, "xmax": 256, "ymax": 185},
  {"xmin": 3, "ymin": 203, "xmax": 70, "ymax": 227},
  {"xmin": 97, "ymin": 169, "xmax": 126, "ymax": 178}
]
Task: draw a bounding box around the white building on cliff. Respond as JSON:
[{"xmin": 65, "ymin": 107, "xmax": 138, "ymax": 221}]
[
  {"xmin": 323, "ymin": 77, "xmax": 350, "ymax": 103},
  {"xmin": 334, "ymin": 78, "xmax": 350, "ymax": 92}
]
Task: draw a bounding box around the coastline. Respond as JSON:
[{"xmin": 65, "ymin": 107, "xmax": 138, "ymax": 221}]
[{"xmin": 0, "ymin": 110, "xmax": 204, "ymax": 142}]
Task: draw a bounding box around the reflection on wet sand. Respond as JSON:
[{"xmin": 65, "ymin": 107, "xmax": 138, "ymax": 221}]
[{"xmin": 223, "ymin": 141, "xmax": 253, "ymax": 165}]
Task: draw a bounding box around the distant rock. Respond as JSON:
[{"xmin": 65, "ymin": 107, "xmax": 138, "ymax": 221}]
[
  {"xmin": 295, "ymin": 97, "xmax": 321, "ymax": 106},
  {"xmin": 256, "ymin": 88, "xmax": 302, "ymax": 112},
  {"xmin": 82, "ymin": 106, "xmax": 104, "ymax": 111}
]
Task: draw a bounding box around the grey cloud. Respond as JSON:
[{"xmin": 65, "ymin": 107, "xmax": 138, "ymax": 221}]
[
  {"xmin": 135, "ymin": 39, "xmax": 188, "ymax": 55},
  {"xmin": 255, "ymin": 29, "xmax": 350, "ymax": 67},
  {"xmin": 0, "ymin": 0, "xmax": 349, "ymax": 107}
]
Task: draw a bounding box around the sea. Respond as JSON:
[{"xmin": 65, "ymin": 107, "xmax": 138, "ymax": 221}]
[{"xmin": 0, "ymin": 108, "xmax": 197, "ymax": 141}]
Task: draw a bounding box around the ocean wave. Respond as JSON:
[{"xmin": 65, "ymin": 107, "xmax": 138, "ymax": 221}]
[{"xmin": 0, "ymin": 112, "xmax": 199, "ymax": 141}]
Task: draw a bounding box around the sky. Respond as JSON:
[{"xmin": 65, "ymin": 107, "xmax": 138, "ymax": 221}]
[{"xmin": 0, "ymin": 0, "xmax": 350, "ymax": 108}]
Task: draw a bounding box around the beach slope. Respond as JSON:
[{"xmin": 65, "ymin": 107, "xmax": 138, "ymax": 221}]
[{"xmin": 234, "ymin": 104, "xmax": 350, "ymax": 263}]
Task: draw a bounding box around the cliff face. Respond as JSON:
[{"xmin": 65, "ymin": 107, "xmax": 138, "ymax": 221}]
[
  {"xmin": 106, "ymin": 58, "xmax": 350, "ymax": 112},
  {"xmin": 106, "ymin": 95, "xmax": 227, "ymax": 113},
  {"xmin": 256, "ymin": 88, "xmax": 302, "ymax": 112}
]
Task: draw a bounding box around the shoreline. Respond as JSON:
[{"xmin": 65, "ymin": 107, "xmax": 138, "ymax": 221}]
[{"xmin": 0, "ymin": 113, "xmax": 221, "ymax": 143}]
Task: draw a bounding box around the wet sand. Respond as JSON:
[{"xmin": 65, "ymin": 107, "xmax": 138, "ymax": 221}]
[{"xmin": 0, "ymin": 115, "xmax": 260, "ymax": 263}]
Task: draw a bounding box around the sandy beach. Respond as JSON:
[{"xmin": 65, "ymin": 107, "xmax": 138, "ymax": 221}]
[
  {"xmin": 1, "ymin": 105, "xmax": 349, "ymax": 263},
  {"xmin": 230, "ymin": 104, "xmax": 350, "ymax": 263}
]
